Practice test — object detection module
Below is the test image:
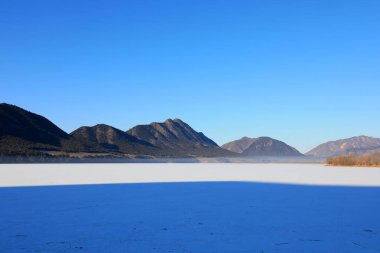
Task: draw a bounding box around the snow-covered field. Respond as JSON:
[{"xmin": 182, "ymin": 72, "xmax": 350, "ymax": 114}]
[
  {"xmin": 1, "ymin": 163, "xmax": 380, "ymax": 252},
  {"xmin": 1, "ymin": 163, "xmax": 380, "ymax": 187}
]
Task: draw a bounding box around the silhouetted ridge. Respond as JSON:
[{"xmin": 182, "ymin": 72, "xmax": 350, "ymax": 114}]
[
  {"xmin": 0, "ymin": 103, "xmax": 89, "ymax": 157},
  {"xmin": 0, "ymin": 103, "xmax": 69, "ymax": 146}
]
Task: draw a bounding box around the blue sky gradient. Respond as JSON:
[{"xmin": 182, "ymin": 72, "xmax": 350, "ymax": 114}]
[{"xmin": 1, "ymin": 0, "xmax": 380, "ymax": 152}]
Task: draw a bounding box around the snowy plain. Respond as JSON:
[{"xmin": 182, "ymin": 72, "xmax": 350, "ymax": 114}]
[{"xmin": 1, "ymin": 163, "xmax": 380, "ymax": 253}]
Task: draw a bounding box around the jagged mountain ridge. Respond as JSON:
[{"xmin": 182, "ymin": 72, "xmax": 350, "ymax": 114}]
[
  {"xmin": 0, "ymin": 103, "xmax": 235, "ymax": 158},
  {"xmin": 127, "ymin": 119, "xmax": 233, "ymax": 157},
  {"xmin": 127, "ymin": 119, "xmax": 217, "ymax": 148}
]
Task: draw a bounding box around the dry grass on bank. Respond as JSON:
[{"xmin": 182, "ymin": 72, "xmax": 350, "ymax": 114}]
[{"xmin": 327, "ymin": 153, "xmax": 380, "ymax": 167}]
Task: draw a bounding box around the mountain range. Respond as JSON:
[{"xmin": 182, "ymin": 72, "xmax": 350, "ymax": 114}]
[
  {"xmin": 1, "ymin": 103, "xmax": 379, "ymax": 160},
  {"xmin": 0, "ymin": 103, "xmax": 233, "ymax": 159}
]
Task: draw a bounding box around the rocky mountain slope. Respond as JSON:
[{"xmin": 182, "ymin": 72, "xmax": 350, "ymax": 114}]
[
  {"xmin": 127, "ymin": 119, "xmax": 234, "ymax": 157},
  {"xmin": 306, "ymin": 136, "xmax": 380, "ymax": 157},
  {"xmin": 222, "ymin": 137, "xmax": 303, "ymax": 156},
  {"xmin": 0, "ymin": 103, "xmax": 86, "ymax": 156},
  {"xmin": 71, "ymin": 124, "xmax": 158, "ymax": 155},
  {"xmin": 221, "ymin": 137, "xmax": 257, "ymax": 153}
]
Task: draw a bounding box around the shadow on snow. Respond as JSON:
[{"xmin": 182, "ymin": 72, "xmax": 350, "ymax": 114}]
[{"xmin": 1, "ymin": 182, "xmax": 380, "ymax": 253}]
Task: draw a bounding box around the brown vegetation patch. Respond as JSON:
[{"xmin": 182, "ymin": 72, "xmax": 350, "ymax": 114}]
[{"xmin": 327, "ymin": 153, "xmax": 380, "ymax": 167}]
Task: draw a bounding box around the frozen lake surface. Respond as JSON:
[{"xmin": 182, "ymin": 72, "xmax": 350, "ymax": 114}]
[
  {"xmin": 1, "ymin": 163, "xmax": 380, "ymax": 187},
  {"xmin": 1, "ymin": 163, "xmax": 380, "ymax": 252}
]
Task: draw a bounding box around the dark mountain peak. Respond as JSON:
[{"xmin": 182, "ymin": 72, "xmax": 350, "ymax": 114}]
[
  {"xmin": 164, "ymin": 118, "xmax": 174, "ymax": 123},
  {"xmin": 79, "ymin": 124, "xmax": 124, "ymax": 134},
  {"xmin": 0, "ymin": 102, "xmax": 12, "ymax": 107},
  {"xmin": 163, "ymin": 118, "xmax": 186, "ymax": 127},
  {"xmin": 94, "ymin": 123, "xmax": 114, "ymax": 128},
  {"xmin": 72, "ymin": 124, "xmax": 148, "ymax": 145},
  {"xmin": 0, "ymin": 103, "xmax": 70, "ymax": 146},
  {"xmin": 222, "ymin": 136, "xmax": 302, "ymax": 157},
  {"xmin": 71, "ymin": 124, "xmax": 155, "ymax": 154},
  {"xmin": 127, "ymin": 119, "xmax": 232, "ymax": 157},
  {"xmin": 0, "ymin": 103, "xmax": 22, "ymax": 108},
  {"xmin": 128, "ymin": 119, "xmax": 218, "ymax": 147},
  {"xmin": 71, "ymin": 124, "xmax": 125, "ymax": 142},
  {"xmin": 172, "ymin": 118, "xmax": 185, "ymax": 123}
]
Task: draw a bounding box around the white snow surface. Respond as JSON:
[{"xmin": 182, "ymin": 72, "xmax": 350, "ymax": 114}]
[
  {"xmin": 1, "ymin": 163, "xmax": 380, "ymax": 253},
  {"xmin": 1, "ymin": 163, "xmax": 380, "ymax": 187}
]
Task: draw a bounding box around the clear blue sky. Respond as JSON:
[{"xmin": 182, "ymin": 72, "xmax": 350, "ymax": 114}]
[{"xmin": 1, "ymin": 0, "xmax": 379, "ymax": 152}]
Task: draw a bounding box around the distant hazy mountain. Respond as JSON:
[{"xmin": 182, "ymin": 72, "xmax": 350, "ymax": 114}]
[
  {"xmin": 71, "ymin": 124, "xmax": 157, "ymax": 155},
  {"xmin": 306, "ymin": 135, "xmax": 380, "ymax": 157},
  {"xmin": 222, "ymin": 137, "xmax": 303, "ymax": 156},
  {"xmin": 0, "ymin": 103, "xmax": 85, "ymax": 156},
  {"xmin": 127, "ymin": 118, "xmax": 234, "ymax": 157},
  {"xmin": 221, "ymin": 137, "xmax": 257, "ymax": 153}
]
